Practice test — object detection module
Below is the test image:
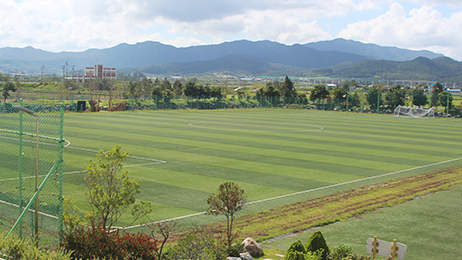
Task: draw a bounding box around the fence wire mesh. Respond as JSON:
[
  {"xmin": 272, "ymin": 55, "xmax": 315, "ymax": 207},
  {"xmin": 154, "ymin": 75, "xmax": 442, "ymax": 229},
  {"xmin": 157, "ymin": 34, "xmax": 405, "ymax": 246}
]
[{"xmin": 0, "ymin": 101, "xmax": 64, "ymax": 247}]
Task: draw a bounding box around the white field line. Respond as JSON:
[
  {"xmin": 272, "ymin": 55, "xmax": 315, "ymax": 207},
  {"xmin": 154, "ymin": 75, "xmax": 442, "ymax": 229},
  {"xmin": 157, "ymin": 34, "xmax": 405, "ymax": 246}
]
[
  {"xmin": 0, "ymin": 143, "xmax": 166, "ymax": 182},
  {"xmin": 66, "ymin": 145, "xmax": 167, "ymax": 164},
  {"xmin": 0, "ymin": 135, "xmax": 60, "ymax": 147},
  {"xmin": 327, "ymin": 129, "xmax": 462, "ymax": 147},
  {"xmin": 0, "ymin": 199, "xmax": 58, "ymax": 219},
  {"xmin": 119, "ymin": 156, "xmax": 462, "ymax": 230}
]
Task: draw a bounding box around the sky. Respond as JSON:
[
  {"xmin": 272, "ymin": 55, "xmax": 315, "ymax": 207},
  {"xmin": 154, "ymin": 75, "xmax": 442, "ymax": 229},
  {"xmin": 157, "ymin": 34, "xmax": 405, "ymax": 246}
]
[{"xmin": 2, "ymin": 0, "xmax": 462, "ymax": 60}]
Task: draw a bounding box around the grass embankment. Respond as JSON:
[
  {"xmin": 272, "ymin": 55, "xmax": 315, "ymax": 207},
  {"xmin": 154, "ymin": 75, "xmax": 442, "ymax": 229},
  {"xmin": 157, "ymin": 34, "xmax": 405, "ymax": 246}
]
[{"xmin": 173, "ymin": 165, "xmax": 462, "ymax": 246}]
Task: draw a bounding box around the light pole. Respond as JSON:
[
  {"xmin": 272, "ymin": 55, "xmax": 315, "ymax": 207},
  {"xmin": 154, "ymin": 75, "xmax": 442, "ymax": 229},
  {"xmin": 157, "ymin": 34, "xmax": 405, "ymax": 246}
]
[{"xmin": 13, "ymin": 105, "xmax": 39, "ymax": 246}]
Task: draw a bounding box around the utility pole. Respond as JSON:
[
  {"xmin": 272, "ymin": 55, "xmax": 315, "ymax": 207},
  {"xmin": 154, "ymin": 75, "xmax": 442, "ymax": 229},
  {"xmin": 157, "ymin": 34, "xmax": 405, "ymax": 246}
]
[{"xmin": 41, "ymin": 65, "xmax": 45, "ymax": 83}]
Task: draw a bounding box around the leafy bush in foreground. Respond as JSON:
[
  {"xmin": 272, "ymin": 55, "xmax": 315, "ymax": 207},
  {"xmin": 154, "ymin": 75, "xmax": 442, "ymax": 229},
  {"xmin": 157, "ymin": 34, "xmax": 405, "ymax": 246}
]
[
  {"xmin": 306, "ymin": 231, "xmax": 329, "ymax": 260},
  {"xmin": 0, "ymin": 233, "xmax": 71, "ymax": 260},
  {"xmin": 284, "ymin": 240, "xmax": 306, "ymax": 260},
  {"xmin": 165, "ymin": 226, "xmax": 226, "ymax": 260},
  {"xmin": 61, "ymin": 218, "xmax": 158, "ymax": 259}
]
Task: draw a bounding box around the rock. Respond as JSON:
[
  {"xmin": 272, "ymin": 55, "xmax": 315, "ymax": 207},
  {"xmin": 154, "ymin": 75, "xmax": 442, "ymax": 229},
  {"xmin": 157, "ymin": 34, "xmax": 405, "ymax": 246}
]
[
  {"xmin": 240, "ymin": 252, "xmax": 253, "ymax": 260},
  {"xmin": 242, "ymin": 237, "xmax": 264, "ymax": 257},
  {"xmin": 227, "ymin": 257, "xmax": 241, "ymax": 260}
]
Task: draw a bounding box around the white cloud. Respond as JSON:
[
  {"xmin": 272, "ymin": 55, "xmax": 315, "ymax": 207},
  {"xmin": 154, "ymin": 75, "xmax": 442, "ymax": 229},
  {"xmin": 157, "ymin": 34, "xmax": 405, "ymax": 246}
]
[
  {"xmin": 338, "ymin": 3, "xmax": 462, "ymax": 59},
  {"xmin": 242, "ymin": 10, "xmax": 332, "ymax": 44},
  {"xmin": 0, "ymin": 0, "xmax": 461, "ymax": 60},
  {"xmin": 407, "ymin": 0, "xmax": 462, "ymax": 8}
]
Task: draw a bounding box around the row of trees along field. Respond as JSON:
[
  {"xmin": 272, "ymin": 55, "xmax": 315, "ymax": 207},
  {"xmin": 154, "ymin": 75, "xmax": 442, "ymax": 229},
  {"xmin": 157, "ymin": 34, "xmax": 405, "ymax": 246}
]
[
  {"xmin": 1, "ymin": 73, "xmax": 457, "ymax": 112},
  {"xmin": 310, "ymin": 80, "xmax": 454, "ymax": 111}
]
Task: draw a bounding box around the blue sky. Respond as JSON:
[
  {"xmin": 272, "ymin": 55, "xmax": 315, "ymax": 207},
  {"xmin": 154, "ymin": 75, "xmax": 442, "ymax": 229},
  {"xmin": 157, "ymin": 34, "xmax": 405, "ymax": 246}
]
[{"xmin": 3, "ymin": 0, "xmax": 462, "ymax": 60}]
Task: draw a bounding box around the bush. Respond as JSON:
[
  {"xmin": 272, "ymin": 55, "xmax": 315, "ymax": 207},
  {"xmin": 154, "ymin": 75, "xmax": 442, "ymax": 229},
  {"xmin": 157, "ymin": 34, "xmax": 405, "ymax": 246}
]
[
  {"xmin": 306, "ymin": 231, "xmax": 329, "ymax": 260},
  {"xmin": 165, "ymin": 226, "xmax": 226, "ymax": 260},
  {"xmin": 329, "ymin": 244, "xmax": 352, "ymax": 260},
  {"xmin": 227, "ymin": 243, "xmax": 243, "ymax": 257},
  {"xmin": 285, "ymin": 250, "xmax": 322, "ymax": 260},
  {"xmin": 61, "ymin": 218, "xmax": 158, "ymax": 260},
  {"xmin": 285, "ymin": 251, "xmax": 306, "ymax": 260},
  {"xmin": 284, "ymin": 240, "xmax": 305, "ymax": 260},
  {"xmin": 0, "ymin": 233, "xmax": 71, "ymax": 260}
]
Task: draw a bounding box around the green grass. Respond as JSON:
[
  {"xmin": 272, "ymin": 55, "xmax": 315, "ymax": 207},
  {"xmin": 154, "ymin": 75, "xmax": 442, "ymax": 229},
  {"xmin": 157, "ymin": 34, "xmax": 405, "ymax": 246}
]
[
  {"xmin": 61, "ymin": 109, "xmax": 462, "ymax": 227},
  {"xmin": 261, "ymin": 185, "xmax": 462, "ymax": 260}
]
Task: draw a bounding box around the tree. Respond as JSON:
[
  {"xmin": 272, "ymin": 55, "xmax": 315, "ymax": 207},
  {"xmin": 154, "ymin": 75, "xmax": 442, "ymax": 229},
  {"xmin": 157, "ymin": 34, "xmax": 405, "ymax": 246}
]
[
  {"xmin": 2, "ymin": 81, "xmax": 16, "ymax": 102},
  {"xmin": 128, "ymin": 81, "xmax": 138, "ymax": 99},
  {"xmin": 140, "ymin": 77, "xmax": 153, "ymax": 98},
  {"xmin": 147, "ymin": 221, "xmax": 179, "ymax": 260},
  {"xmin": 366, "ymin": 85, "xmax": 382, "ymax": 110},
  {"xmin": 412, "ymin": 84, "xmax": 428, "ymax": 107},
  {"xmin": 279, "ymin": 76, "xmax": 297, "ymax": 98},
  {"xmin": 306, "ymin": 231, "xmax": 329, "ymax": 260},
  {"xmin": 284, "ymin": 240, "xmax": 305, "ymax": 260},
  {"xmin": 209, "ymin": 86, "xmax": 222, "ymax": 98},
  {"xmin": 341, "ymin": 80, "xmax": 358, "ymax": 91},
  {"xmin": 159, "ymin": 78, "xmax": 172, "ymax": 92},
  {"xmin": 384, "ymin": 84, "xmax": 406, "ymax": 109},
  {"xmin": 431, "ymin": 82, "xmax": 444, "ymax": 107},
  {"xmin": 256, "ymin": 82, "xmax": 280, "ymax": 98},
  {"xmin": 184, "ymin": 80, "xmax": 204, "ymax": 97},
  {"xmin": 349, "ymin": 90, "xmax": 362, "ymax": 108},
  {"xmin": 310, "ymin": 84, "xmax": 329, "ymax": 101},
  {"xmin": 438, "ymin": 91, "xmax": 453, "ymax": 111},
  {"xmin": 332, "ymin": 87, "xmax": 347, "ymax": 101},
  {"xmin": 83, "ymin": 145, "xmax": 151, "ymax": 230},
  {"xmin": 172, "ymin": 79, "xmax": 184, "ymax": 96},
  {"xmin": 206, "ymin": 182, "xmax": 246, "ymax": 248}
]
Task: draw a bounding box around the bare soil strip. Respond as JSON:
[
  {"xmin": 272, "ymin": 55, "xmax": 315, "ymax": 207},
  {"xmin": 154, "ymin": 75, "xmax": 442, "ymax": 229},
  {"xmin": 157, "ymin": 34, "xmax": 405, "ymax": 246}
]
[{"xmin": 199, "ymin": 165, "xmax": 462, "ymax": 243}]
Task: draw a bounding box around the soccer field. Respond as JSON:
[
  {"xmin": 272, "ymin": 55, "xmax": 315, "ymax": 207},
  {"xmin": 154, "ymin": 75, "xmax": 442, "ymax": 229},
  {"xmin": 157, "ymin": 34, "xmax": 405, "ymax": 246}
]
[{"xmin": 62, "ymin": 109, "xmax": 462, "ymax": 228}]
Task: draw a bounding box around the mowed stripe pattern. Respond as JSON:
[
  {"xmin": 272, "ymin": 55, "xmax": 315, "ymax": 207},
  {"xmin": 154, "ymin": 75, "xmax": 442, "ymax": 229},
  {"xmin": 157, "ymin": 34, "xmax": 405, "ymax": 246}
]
[{"xmin": 62, "ymin": 109, "xmax": 462, "ymax": 224}]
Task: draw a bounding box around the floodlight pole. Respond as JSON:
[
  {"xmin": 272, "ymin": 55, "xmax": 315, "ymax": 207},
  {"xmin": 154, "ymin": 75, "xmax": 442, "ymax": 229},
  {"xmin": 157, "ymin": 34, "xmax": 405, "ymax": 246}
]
[
  {"xmin": 13, "ymin": 105, "xmax": 39, "ymax": 246},
  {"xmin": 446, "ymin": 91, "xmax": 449, "ymax": 118}
]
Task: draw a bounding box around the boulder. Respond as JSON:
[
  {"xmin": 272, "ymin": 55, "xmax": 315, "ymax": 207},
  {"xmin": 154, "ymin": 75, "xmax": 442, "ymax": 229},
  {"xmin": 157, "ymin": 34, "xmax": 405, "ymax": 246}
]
[
  {"xmin": 240, "ymin": 252, "xmax": 253, "ymax": 260},
  {"xmin": 242, "ymin": 237, "xmax": 264, "ymax": 257}
]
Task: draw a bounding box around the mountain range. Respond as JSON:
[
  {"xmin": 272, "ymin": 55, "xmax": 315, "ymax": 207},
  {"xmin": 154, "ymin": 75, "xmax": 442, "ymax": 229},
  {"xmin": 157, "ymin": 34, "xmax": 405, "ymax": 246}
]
[{"xmin": 1, "ymin": 38, "xmax": 459, "ymax": 82}]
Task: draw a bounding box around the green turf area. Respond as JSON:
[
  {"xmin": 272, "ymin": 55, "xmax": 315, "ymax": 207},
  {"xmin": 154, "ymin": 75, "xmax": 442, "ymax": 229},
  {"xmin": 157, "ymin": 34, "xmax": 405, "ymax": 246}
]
[
  {"xmin": 60, "ymin": 109, "xmax": 462, "ymax": 228},
  {"xmin": 261, "ymin": 185, "xmax": 462, "ymax": 260}
]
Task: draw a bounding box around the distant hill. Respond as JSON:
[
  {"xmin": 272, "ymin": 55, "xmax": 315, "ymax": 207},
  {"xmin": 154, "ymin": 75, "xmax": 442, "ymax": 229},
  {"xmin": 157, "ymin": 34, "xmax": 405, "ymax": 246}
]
[
  {"xmin": 314, "ymin": 56, "xmax": 462, "ymax": 82},
  {"xmin": 305, "ymin": 38, "xmax": 443, "ymax": 61},
  {"xmin": 0, "ymin": 38, "xmax": 448, "ymax": 79},
  {"xmin": 0, "ymin": 40, "xmax": 370, "ymax": 74},
  {"xmin": 137, "ymin": 55, "xmax": 306, "ymax": 75}
]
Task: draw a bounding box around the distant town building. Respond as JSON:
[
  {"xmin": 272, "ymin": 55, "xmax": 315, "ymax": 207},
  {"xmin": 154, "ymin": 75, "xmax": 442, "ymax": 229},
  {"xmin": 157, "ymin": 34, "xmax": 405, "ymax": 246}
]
[{"xmin": 72, "ymin": 65, "xmax": 116, "ymax": 83}]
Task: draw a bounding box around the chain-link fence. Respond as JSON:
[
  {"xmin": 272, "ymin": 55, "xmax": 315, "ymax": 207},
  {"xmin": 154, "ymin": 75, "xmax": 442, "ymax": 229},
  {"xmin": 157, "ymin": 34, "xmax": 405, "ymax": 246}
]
[
  {"xmin": 7, "ymin": 92, "xmax": 459, "ymax": 116},
  {"xmin": 0, "ymin": 100, "xmax": 64, "ymax": 247}
]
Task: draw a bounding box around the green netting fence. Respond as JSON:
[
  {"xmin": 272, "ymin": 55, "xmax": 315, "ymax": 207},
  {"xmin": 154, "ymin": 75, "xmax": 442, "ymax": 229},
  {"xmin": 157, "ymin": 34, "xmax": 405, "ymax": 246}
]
[
  {"xmin": 0, "ymin": 100, "xmax": 64, "ymax": 247},
  {"xmin": 9, "ymin": 93, "xmax": 453, "ymax": 115}
]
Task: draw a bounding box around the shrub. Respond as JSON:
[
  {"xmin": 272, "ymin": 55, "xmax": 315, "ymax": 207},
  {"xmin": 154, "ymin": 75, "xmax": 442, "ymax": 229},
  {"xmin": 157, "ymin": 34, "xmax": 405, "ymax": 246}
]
[
  {"xmin": 306, "ymin": 231, "xmax": 329, "ymax": 260},
  {"xmin": 284, "ymin": 250, "xmax": 322, "ymax": 260},
  {"xmin": 284, "ymin": 240, "xmax": 305, "ymax": 260},
  {"xmin": 166, "ymin": 226, "xmax": 226, "ymax": 260},
  {"xmin": 122, "ymin": 232, "xmax": 159, "ymax": 260},
  {"xmin": 227, "ymin": 243, "xmax": 243, "ymax": 257},
  {"xmin": 0, "ymin": 233, "xmax": 71, "ymax": 260},
  {"xmin": 61, "ymin": 218, "xmax": 158, "ymax": 260},
  {"xmin": 285, "ymin": 251, "xmax": 306, "ymax": 260},
  {"xmin": 329, "ymin": 244, "xmax": 352, "ymax": 260}
]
